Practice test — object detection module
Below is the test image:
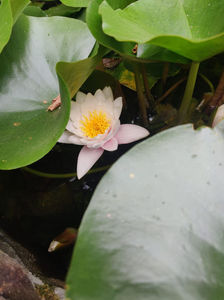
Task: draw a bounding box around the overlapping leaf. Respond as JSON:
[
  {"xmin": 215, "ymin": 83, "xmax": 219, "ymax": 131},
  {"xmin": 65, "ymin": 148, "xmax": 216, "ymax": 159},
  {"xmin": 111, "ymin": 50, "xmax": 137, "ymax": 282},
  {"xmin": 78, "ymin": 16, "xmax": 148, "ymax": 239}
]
[
  {"xmin": 61, "ymin": 0, "xmax": 91, "ymax": 7},
  {"xmin": 0, "ymin": 15, "xmax": 95, "ymax": 169},
  {"xmin": 87, "ymin": 0, "xmax": 188, "ymax": 63},
  {"xmin": 0, "ymin": 0, "xmax": 29, "ymax": 53},
  {"xmin": 99, "ymin": 0, "xmax": 224, "ymax": 61},
  {"xmin": 66, "ymin": 122, "xmax": 224, "ymax": 300}
]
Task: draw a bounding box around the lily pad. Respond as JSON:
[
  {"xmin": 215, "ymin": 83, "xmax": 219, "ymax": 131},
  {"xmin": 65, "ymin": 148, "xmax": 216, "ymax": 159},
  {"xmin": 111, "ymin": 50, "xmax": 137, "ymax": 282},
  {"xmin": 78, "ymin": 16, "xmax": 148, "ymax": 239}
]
[
  {"xmin": 66, "ymin": 122, "xmax": 224, "ymax": 300},
  {"xmin": 99, "ymin": 0, "xmax": 224, "ymax": 61},
  {"xmin": 60, "ymin": 0, "xmax": 91, "ymax": 7},
  {"xmin": 87, "ymin": 0, "xmax": 190, "ymax": 63},
  {"xmin": 0, "ymin": 15, "xmax": 95, "ymax": 169},
  {"xmin": 87, "ymin": 0, "xmax": 136, "ymax": 59},
  {"xmin": 0, "ymin": 0, "xmax": 29, "ymax": 53},
  {"xmin": 137, "ymin": 44, "xmax": 190, "ymax": 64},
  {"xmin": 45, "ymin": 4, "xmax": 81, "ymax": 17},
  {"xmin": 23, "ymin": 5, "xmax": 47, "ymax": 17}
]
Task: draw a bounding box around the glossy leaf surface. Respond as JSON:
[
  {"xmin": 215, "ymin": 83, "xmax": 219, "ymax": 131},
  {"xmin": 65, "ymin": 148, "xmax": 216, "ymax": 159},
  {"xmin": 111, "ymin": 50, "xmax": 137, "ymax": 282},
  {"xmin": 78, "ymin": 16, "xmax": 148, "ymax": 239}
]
[
  {"xmin": 66, "ymin": 123, "xmax": 224, "ymax": 300},
  {"xmin": 99, "ymin": 0, "xmax": 224, "ymax": 61},
  {"xmin": 61, "ymin": 0, "xmax": 91, "ymax": 7},
  {"xmin": 0, "ymin": 15, "xmax": 95, "ymax": 169},
  {"xmin": 87, "ymin": 0, "xmax": 188, "ymax": 63},
  {"xmin": 0, "ymin": 0, "xmax": 29, "ymax": 53},
  {"xmin": 87, "ymin": 0, "xmax": 136, "ymax": 59}
]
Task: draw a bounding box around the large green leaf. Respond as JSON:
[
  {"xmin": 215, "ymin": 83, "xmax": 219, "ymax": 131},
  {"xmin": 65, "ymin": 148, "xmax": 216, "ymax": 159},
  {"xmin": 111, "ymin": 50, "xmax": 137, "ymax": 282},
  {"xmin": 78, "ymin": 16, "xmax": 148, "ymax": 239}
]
[
  {"xmin": 66, "ymin": 123, "xmax": 224, "ymax": 300},
  {"xmin": 0, "ymin": 15, "xmax": 95, "ymax": 170},
  {"xmin": 137, "ymin": 44, "xmax": 190, "ymax": 64},
  {"xmin": 87, "ymin": 0, "xmax": 190, "ymax": 63},
  {"xmin": 99, "ymin": 0, "xmax": 224, "ymax": 62},
  {"xmin": 0, "ymin": 0, "xmax": 29, "ymax": 53},
  {"xmin": 87, "ymin": 0, "xmax": 136, "ymax": 59}
]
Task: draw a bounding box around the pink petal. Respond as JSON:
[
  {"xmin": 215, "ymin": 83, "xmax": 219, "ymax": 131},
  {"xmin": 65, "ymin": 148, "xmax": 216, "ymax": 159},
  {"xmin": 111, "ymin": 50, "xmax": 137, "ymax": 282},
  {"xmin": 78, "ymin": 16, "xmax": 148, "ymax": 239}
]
[
  {"xmin": 77, "ymin": 146, "xmax": 104, "ymax": 179},
  {"xmin": 115, "ymin": 124, "xmax": 149, "ymax": 144},
  {"xmin": 102, "ymin": 137, "xmax": 118, "ymax": 151}
]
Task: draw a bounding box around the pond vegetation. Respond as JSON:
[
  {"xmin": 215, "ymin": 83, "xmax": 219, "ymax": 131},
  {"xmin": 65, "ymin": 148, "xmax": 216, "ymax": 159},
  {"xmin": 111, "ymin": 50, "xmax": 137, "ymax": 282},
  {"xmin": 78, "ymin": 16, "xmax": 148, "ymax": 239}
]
[{"xmin": 1, "ymin": 0, "xmax": 224, "ymax": 299}]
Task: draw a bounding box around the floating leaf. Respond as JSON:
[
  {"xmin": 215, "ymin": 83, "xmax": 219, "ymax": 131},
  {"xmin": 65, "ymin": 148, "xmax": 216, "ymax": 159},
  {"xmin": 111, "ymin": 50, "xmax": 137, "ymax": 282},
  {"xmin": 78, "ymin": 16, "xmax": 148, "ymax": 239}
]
[
  {"xmin": 0, "ymin": 15, "xmax": 95, "ymax": 169},
  {"xmin": 61, "ymin": 0, "xmax": 91, "ymax": 7},
  {"xmin": 87, "ymin": 0, "xmax": 136, "ymax": 59},
  {"xmin": 137, "ymin": 44, "xmax": 190, "ymax": 64},
  {"xmin": 23, "ymin": 5, "xmax": 47, "ymax": 17},
  {"xmin": 0, "ymin": 0, "xmax": 29, "ymax": 53},
  {"xmin": 99, "ymin": 0, "xmax": 224, "ymax": 61},
  {"xmin": 45, "ymin": 4, "xmax": 81, "ymax": 17},
  {"xmin": 87, "ymin": 0, "xmax": 190, "ymax": 63},
  {"xmin": 66, "ymin": 122, "xmax": 224, "ymax": 299}
]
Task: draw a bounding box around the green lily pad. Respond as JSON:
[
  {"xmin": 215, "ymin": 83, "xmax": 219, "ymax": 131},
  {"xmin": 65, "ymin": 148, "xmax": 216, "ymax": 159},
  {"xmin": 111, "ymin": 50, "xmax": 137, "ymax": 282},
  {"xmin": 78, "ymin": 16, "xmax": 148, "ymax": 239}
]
[
  {"xmin": 0, "ymin": 0, "xmax": 29, "ymax": 53},
  {"xmin": 99, "ymin": 0, "xmax": 224, "ymax": 61},
  {"xmin": 23, "ymin": 5, "xmax": 47, "ymax": 17},
  {"xmin": 87, "ymin": 0, "xmax": 136, "ymax": 59},
  {"xmin": 0, "ymin": 15, "xmax": 95, "ymax": 170},
  {"xmin": 137, "ymin": 44, "xmax": 190, "ymax": 64},
  {"xmin": 45, "ymin": 4, "xmax": 81, "ymax": 17},
  {"xmin": 87, "ymin": 0, "xmax": 190, "ymax": 63},
  {"xmin": 66, "ymin": 122, "xmax": 224, "ymax": 299},
  {"xmin": 60, "ymin": 0, "xmax": 91, "ymax": 7}
]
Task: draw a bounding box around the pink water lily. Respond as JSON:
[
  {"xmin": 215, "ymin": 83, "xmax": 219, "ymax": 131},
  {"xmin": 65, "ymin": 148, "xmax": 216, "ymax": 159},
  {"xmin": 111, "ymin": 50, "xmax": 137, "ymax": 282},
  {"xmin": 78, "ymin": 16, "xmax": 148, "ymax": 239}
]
[{"xmin": 58, "ymin": 87, "xmax": 149, "ymax": 179}]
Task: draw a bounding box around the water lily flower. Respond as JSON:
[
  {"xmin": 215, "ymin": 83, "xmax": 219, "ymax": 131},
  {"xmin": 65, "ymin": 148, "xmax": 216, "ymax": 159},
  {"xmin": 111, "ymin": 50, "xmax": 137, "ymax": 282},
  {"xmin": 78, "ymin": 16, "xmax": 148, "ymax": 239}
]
[
  {"xmin": 58, "ymin": 87, "xmax": 149, "ymax": 179},
  {"xmin": 212, "ymin": 104, "xmax": 224, "ymax": 127}
]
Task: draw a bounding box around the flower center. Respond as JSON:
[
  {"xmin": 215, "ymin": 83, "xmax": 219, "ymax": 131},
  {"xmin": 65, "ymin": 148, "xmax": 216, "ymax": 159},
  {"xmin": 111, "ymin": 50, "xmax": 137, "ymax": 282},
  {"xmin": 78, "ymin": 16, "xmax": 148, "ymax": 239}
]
[{"xmin": 80, "ymin": 110, "xmax": 111, "ymax": 138}]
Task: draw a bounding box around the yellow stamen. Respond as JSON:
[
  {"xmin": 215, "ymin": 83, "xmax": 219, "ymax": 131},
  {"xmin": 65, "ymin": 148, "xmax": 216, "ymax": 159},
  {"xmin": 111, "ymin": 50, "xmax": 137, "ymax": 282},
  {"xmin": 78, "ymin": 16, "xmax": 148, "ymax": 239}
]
[{"xmin": 80, "ymin": 110, "xmax": 111, "ymax": 138}]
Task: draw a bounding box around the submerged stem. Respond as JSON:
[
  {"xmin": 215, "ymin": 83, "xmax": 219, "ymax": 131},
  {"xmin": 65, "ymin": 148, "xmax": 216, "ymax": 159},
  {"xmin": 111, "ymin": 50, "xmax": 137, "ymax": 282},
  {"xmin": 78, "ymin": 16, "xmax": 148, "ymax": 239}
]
[
  {"xmin": 199, "ymin": 73, "xmax": 214, "ymax": 94},
  {"xmin": 178, "ymin": 61, "xmax": 200, "ymax": 124},
  {"xmin": 157, "ymin": 77, "xmax": 186, "ymax": 104},
  {"xmin": 134, "ymin": 64, "xmax": 149, "ymax": 126},
  {"xmin": 21, "ymin": 165, "xmax": 110, "ymax": 179},
  {"xmin": 162, "ymin": 62, "xmax": 170, "ymax": 88},
  {"xmin": 141, "ymin": 64, "xmax": 155, "ymax": 111}
]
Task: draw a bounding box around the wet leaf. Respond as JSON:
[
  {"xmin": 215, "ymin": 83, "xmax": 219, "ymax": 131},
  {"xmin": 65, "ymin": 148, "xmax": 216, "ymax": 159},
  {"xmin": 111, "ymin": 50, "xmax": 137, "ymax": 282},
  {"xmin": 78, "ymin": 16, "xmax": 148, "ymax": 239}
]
[
  {"xmin": 99, "ymin": 0, "xmax": 224, "ymax": 61},
  {"xmin": 45, "ymin": 4, "xmax": 81, "ymax": 17},
  {"xmin": 66, "ymin": 122, "xmax": 224, "ymax": 300},
  {"xmin": 61, "ymin": 0, "xmax": 91, "ymax": 7},
  {"xmin": 0, "ymin": 0, "xmax": 29, "ymax": 53},
  {"xmin": 23, "ymin": 5, "xmax": 47, "ymax": 17},
  {"xmin": 87, "ymin": 0, "xmax": 190, "ymax": 63},
  {"xmin": 0, "ymin": 15, "xmax": 95, "ymax": 169}
]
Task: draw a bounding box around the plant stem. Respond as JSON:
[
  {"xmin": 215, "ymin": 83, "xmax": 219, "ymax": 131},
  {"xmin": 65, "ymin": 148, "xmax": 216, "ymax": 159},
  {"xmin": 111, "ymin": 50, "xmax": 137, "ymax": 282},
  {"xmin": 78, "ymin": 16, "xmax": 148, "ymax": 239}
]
[
  {"xmin": 21, "ymin": 165, "xmax": 110, "ymax": 179},
  {"xmin": 140, "ymin": 64, "xmax": 155, "ymax": 110},
  {"xmin": 178, "ymin": 61, "xmax": 200, "ymax": 124},
  {"xmin": 134, "ymin": 64, "xmax": 149, "ymax": 126},
  {"xmin": 162, "ymin": 62, "xmax": 170, "ymax": 88},
  {"xmin": 199, "ymin": 73, "xmax": 214, "ymax": 94},
  {"xmin": 157, "ymin": 77, "xmax": 186, "ymax": 104},
  {"xmin": 206, "ymin": 68, "xmax": 224, "ymax": 113}
]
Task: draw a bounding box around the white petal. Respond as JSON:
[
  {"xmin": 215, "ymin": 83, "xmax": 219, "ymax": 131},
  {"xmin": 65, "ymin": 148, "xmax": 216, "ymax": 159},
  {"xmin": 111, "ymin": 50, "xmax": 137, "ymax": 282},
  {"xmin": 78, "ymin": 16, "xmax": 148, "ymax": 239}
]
[
  {"xmin": 58, "ymin": 130, "xmax": 83, "ymax": 145},
  {"xmin": 102, "ymin": 86, "xmax": 113, "ymax": 101},
  {"xmin": 81, "ymin": 93, "xmax": 99, "ymax": 114},
  {"xmin": 77, "ymin": 146, "xmax": 104, "ymax": 179},
  {"xmin": 70, "ymin": 101, "xmax": 82, "ymax": 123},
  {"xmin": 66, "ymin": 120, "xmax": 76, "ymax": 133},
  {"xmin": 94, "ymin": 89, "xmax": 107, "ymax": 102},
  {"xmin": 212, "ymin": 104, "xmax": 224, "ymax": 127},
  {"xmin": 76, "ymin": 91, "xmax": 86, "ymax": 104},
  {"xmin": 113, "ymin": 97, "xmax": 123, "ymax": 119}
]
